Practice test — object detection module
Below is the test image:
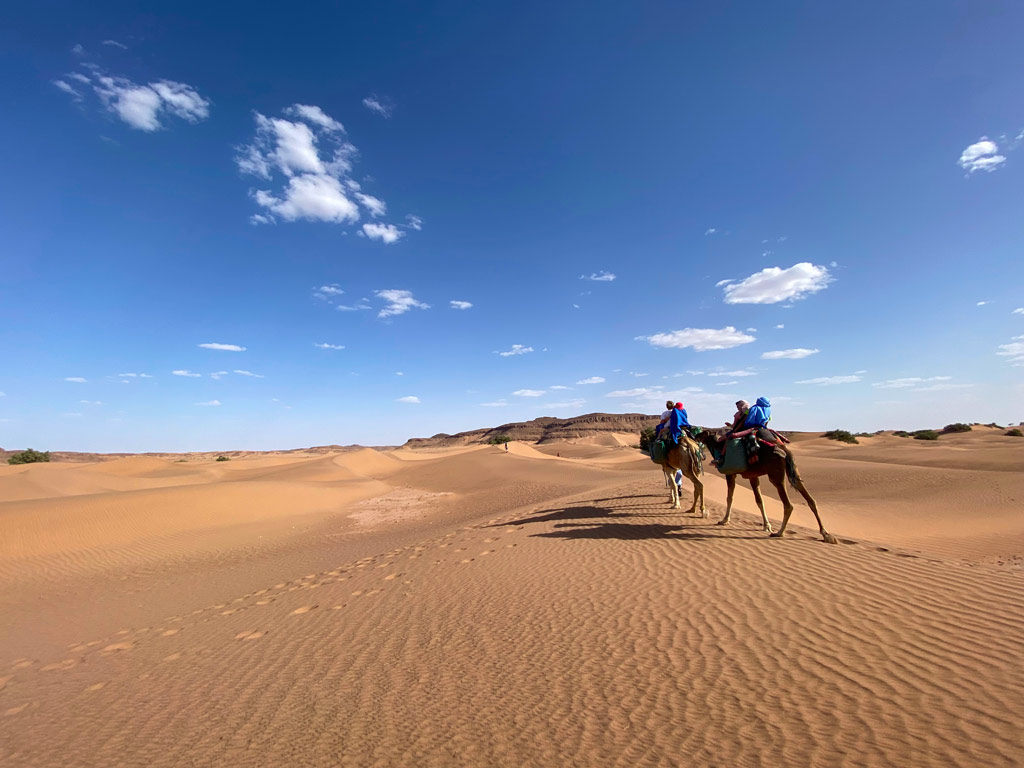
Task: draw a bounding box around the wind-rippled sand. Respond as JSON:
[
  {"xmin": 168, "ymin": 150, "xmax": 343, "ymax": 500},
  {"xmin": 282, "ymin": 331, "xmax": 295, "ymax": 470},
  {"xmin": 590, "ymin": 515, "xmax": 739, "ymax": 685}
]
[{"xmin": 1, "ymin": 433, "xmax": 1022, "ymax": 767}]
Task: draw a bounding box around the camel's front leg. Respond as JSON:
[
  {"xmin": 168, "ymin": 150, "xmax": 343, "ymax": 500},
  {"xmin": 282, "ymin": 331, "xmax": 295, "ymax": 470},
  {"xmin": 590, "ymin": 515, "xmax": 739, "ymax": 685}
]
[
  {"xmin": 717, "ymin": 474, "xmax": 736, "ymax": 525},
  {"xmin": 664, "ymin": 467, "xmax": 679, "ymax": 508},
  {"xmin": 748, "ymin": 477, "xmax": 774, "ymax": 534}
]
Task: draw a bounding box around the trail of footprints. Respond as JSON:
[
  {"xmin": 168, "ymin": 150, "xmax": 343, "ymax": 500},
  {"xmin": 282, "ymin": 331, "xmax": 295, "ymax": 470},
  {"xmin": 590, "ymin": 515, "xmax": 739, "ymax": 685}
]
[
  {"xmin": 2, "ymin": 515, "xmax": 522, "ymax": 711},
  {"xmin": 2, "ymin": 489, "xmax": 987, "ymax": 716}
]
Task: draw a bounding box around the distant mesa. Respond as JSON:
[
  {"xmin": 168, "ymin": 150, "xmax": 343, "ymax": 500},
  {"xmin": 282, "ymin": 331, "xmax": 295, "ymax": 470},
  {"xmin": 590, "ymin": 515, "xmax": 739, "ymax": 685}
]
[{"xmin": 402, "ymin": 412, "xmax": 658, "ymax": 448}]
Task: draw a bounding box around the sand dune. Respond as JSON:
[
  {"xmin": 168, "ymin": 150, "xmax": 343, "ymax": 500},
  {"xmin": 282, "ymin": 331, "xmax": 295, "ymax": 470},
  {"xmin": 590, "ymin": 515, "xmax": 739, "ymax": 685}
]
[{"xmin": 1, "ymin": 435, "xmax": 1022, "ymax": 767}]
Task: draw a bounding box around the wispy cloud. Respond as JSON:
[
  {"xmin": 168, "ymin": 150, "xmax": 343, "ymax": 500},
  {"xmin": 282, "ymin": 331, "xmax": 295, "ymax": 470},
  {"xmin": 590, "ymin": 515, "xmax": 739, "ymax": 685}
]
[
  {"xmin": 1013, "ymin": 308, "xmax": 1024, "ymax": 315},
  {"xmin": 209, "ymin": 371, "xmax": 229, "ymax": 380},
  {"xmin": 707, "ymin": 370, "xmax": 757, "ymax": 377},
  {"xmin": 314, "ymin": 342, "xmax": 345, "ymax": 350},
  {"xmin": 873, "ymin": 376, "xmax": 952, "ymax": 389},
  {"xmin": 958, "ymin": 137, "xmax": 1006, "ymax": 173},
  {"xmin": 549, "ymin": 385, "xmax": 572, "ymax": 390},
  {"xmin": 795, "ymin": 375, "xmax": 861, "ymax": 385},
  {"xmin": 546, "ymin": 398, "xmax": 586, "ymax": 409},
  {"xmin": 480, "ymin": 400, "xmax": 508, "ymax": 407},
  {"xmin": 362, "ymin": 222, "xmax": 404, "ymax": 244},
  {"xmin": 79, "ymin": 400, "xmax": 103, "ymax": 406},
  {"xmin": 977, "ymin": 300, "xmax": 990, "ymax": 307},
  {"xmin": 375, "ymin": 289, "xmax": 429, "ymax": 318},
  {"xmin": 199, "ymin": 343, "xmax": 245, "ymax": 351},
  {"xmin": 715, "ymin": 381, "xmax": 739, "ymax": 386},
  {"xmin": 722, "ymin": 263, "xmax": 832, "ymax": 304},
  {"xmin": 314, "ymin": 284, "xmax": 344, "ymax": 299},
  {"xmin": 580, "ymin": 271, "xmax": 616, "ymax": 282},
  {"xmin": 55, "ymin": 66, "xmax": 210, "ymax": 132},
  {"xmin": 704, "ymin": 228, "xmax": 717, "ymax": 236},
  {"xmin": 362, "ymin": 95, "xmax": 393, "ymax": 118},
  {"xmin": 396, "ymin": 395, "xmax": 420, "ymax": 404},
  {"xmin": 761, "ymin": 348, "xmax": 819, "ymax": 360},
  {"xmin": 450, "ymin": 300, "xmax": 473, "ymax": 310},
  {"xmin": 606, "ymin": 387, "xmax": 663, "ymax": 398},
  {"xmin": 405, "ymin": 214, "xmax": 423, "ymax": 231},
  {"xmin": 172, "ymin": 370, "xmax": 201, "ymax": 378},
  {"xmin": 233, "ymin": 370, "xmax": 264, "ymax": 378},
  {"xmin": 576, "ymin": 376, "xmax": 605, "ymax": 385},
  {"xmin": 513, "ymin": 389, "xmax": 545, "ymax": 397},
  {"xmin": 496, "ymin": 344, "xmax": 533, "ymax": 357},
  {"xmin": 997, "ymin": 335, "xmax": 1024, "ymax": 366},
  {"xmin": 195, "ymin": 400, "xmax": 221, "ymax": 406},
  {"xmin": 638, "ymin": 327, "xmax": 756, "ymax": 352},
  {"xmin": 64, "ymin": 377, "xmax": 87, "ymax": 383}
]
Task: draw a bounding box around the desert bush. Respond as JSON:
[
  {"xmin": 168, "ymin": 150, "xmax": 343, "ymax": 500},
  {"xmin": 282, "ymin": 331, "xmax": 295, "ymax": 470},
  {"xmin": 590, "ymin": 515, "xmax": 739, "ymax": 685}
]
[
  {"xmin": 823, "ymin": 429, "xmax": 858, "ymax": 444},
  {"xmin": 941, "ymin": 423, "xmax": 972, "ymax": 434},
  {"xmin": 1006, "ymin": 428, "xmax": 1024, "ymax": 437},
  {"xmin": 893, "ymin": 430, "xmax": 910, "ymax": 438},
  {"xmin": 487, "ymin": 434, "xmax": 511, "ymax": 445},
  {"xmin": 216, "ymin": 455, "xmax": 230, "ymax": 462},
  {"xmin": 7, "ymin": 448, "xmax": 51, "ymax": 465},
  {"xmin": 912, "ymin": 430, "xmax": 940, "ymax": 441}
]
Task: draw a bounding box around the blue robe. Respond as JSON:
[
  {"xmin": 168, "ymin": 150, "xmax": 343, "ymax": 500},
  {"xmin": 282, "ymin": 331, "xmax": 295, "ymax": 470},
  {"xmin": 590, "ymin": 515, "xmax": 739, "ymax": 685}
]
[
  {"xmin": 744, "ymin": 397, "xmax": 771, "ymax": 429},
  {"xmin": 668, "ymin": 407, "xmax": 690, "ymax": 441}
]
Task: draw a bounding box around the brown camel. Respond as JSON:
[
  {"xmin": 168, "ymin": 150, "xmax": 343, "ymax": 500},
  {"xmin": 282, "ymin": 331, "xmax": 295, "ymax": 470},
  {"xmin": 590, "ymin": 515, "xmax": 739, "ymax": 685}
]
[
  {"xmin": 691, "ymin": 429, "xmax": 837, "ymax": 544},
  {"xmin": 652, "ymin": 437, "xmax": 706, "ymax": 516}
]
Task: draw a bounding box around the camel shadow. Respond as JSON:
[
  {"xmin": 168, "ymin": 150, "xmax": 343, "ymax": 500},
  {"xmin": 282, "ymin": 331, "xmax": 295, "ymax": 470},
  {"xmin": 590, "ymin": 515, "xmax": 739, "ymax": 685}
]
[
  {"xmin": 533, "ymin": 522, "xmax": 766, "ymax": 542},
  {"xmin": 487, "ymin": 505, "xmax": 623, "ymax": 527}
]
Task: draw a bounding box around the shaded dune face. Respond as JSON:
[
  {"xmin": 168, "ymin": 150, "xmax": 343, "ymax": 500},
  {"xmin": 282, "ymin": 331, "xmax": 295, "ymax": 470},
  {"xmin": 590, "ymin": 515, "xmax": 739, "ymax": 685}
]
[{"xmin": 0, "ymin": 434, "xmax": 1022, "ymax": 767}]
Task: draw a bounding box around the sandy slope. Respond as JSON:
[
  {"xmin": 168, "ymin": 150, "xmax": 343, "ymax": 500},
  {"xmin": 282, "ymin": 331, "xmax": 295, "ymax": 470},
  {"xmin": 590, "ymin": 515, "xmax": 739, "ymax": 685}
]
[{"xmin": 1, "ymin": 437, "xmax": 1022, "ymax": 767}]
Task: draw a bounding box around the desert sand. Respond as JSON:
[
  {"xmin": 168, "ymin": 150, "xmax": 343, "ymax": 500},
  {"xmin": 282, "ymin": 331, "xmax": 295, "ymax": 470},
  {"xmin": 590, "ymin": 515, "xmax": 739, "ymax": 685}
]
[{"xmin": 1, "ymin": 430, "xmax": 1023, "ymax": 766}]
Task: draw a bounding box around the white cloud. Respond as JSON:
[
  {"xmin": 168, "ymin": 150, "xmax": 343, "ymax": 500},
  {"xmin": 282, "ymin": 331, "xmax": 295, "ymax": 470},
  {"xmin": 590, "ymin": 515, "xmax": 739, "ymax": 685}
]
[
  {"xmin": 705, "ymin": 228, "xmax": 717, "ymax": 235},
  {"xmin": 795, "ymin": 375, "xmax": 862, "ymax": 385},
  {"xmin": 775, "ymin": 324, "xmax": 785, "ymax": 329},
  {"xmin": 997, "ymin": 336, "xmax": 1024, "ymax": 365},
  {"xmin": 915, "ymin": 382, "xmax": 975, "ymax": 392},
  {"xmin": 250, "ymin": 214, "xmax": 273, "ymax": 226},
  {"xmin": 639, "ymin": 327, "xmax": 756, "ymax": 352},
  {"xmin": 64, "ymin": 377, "xmax": 87, "ymax": 383},
  {"xmin": 606, "ymin": 387, "xmax": 663, "ymax": 398},
  {"xmin": 336, "ymin": 302, "xmax": 371, "ymax": 312},
  {"xmin": 233, "ymin": 370, "xmax": 264, "ymax": 378},
  {"xmin": 60, "ymin": 68, "xmax": 211, "ymax": 131},
  {"xmin": 237, "ymin": 106, "xmax": 404, "ymax": 232},
  {"xmin": 685, "ymin": 371, "xmax": 704, "ymax": 376},
  {"xmin": 450, "ymin": 300, "xmax": 473, "ymax": 310},
  {"xmin": 315, "ymin": 284, "xmax": 345, "ymax": 297},
  {"xmin": 172, "ymin": 370, "xmax": 201, "ymax": 377},
  {"xmin": 199, "ymin": 343, "xmax": 246, "ymax": 351},
  {"xmin": 707, "ymin": 370, "xmax": 757, "ymax": 377},
  {"xmin": 722, "ymin": 263, "xmax": 832, "ymax": 304},
  {"xmin": 1013, "ymin": 308, "xmax": 1024, "ymax": 315},
  {"xmin": 496, "ymin": 344, "xmax": 533, "ymax": 357},
  {"xmin": 285, "ymin": 104, "xmax": 344, "ymax": 131},
  {"xmin": 195, "ymin": 400, "xmax": 221, "ymax": 406},
  {"xmin": 362, "ymin": 222, "xmax": 404, "ymax": 243},
  {"xmin": 549, "ymin": 385, "xmax": 572, "ymax": 390},
  {"xmin": 406, "ymin": 214, "xmax": 423, "ymax": 230},
  {"xmin": 761, "ymin": 348, "xmax": 819, "ymax": 360},
  {"xmin": 480, "ymin": 400, "xmax": 508, "ymax": 407},
  {"xmin": 117, "ymin": 372, "xmax": 152, "ymax": 379},
  {"xmin": 546, "ymin": 398, "xmax": 586, "ymax": 409},
  {"xmin": 576, "ymin": 376, "xmax": 605, "ymax": 385},
  {"xmin": 873, "ymin": 376, "xmax": 952, "ymax": 389},
  {"xmin": 209, "ymin": 371, "xmax": 229, "ymax": 380},
  {"xmin": 715, "ymin": 381, "xmax": 739, "ymax": 386},
  {"xmin": 958, "ymin": 138, "xmax": 1006, "ymax": 173},
  {"xmin": 513, "ymin": 389, "xmax": 545, "ymax": 397},
  {"xmin": 396, "ymin": 395, "xmax": 420, "ymax": 404},
  {"xmin": 314, "ymin": 342, "xmax": 345, "ymax": 350},
  {"xmin": 580, "ymin": 271, "xmax": 616, "ymax": 282},
  {"xmin": 977, "ymin": 301, "xmax": 990, "ymax": 307},
  {"xmin": 375, "ymin": 289, "xmax": 429, "ymax": 318},
  {"xmin": 102, "ymin": 39, "xmax": 128, "ymax": 49},
  {"xmin": 0, "ymin": 391, "xmax": 5, "ymax": 397},
  {"xmin": 80, "ymin": 400, "xmax": 102, "ymax": 405},
  {"xmin": 362, "ymin": 95, "xmax": 393, "ymax": 118}
]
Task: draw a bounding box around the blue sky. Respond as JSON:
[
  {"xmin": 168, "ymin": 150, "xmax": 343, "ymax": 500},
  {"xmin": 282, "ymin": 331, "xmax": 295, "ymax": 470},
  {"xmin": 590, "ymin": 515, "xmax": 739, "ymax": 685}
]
[{"xmin": 1, "ymin": 2, "xmax": 1023, "ymax": 452}]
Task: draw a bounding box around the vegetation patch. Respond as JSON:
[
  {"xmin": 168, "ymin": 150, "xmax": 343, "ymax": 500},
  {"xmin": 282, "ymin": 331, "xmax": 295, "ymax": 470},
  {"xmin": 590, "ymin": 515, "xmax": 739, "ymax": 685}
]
[
  {"xmin": 823, "ymin": 429, "xmax": 858, "ymax": 444},
  {"xmin": 912, "ymin": 430, "xmax": 940, "ymax": 441},
  {"xmin": 941, "ymin": 423, "xmax": 972, "ymax": 434},
  {"xmin": 486, "ymin": 434, "xmax": 512, "ymax": 445},
  {"xmin": 7, "ymin": 448, "xmax": 51, "ymax": 465},
  {"xmin": 1006, "ymin": 428, "xmax": 1023, "ymax": 437},
  {"xmin": 215, "ymin": 455, "xmax": 231, "ymax": 462},
  {"xmin": 892, "ymin": 430, "xmax": 911, "ymax": 438}
]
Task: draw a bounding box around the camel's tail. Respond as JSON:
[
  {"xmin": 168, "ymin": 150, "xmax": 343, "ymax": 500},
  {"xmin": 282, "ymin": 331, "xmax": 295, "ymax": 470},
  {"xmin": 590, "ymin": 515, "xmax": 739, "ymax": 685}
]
[{"xmin": 785, "ymin": 451, "xmax": 800, "ymax": 485}]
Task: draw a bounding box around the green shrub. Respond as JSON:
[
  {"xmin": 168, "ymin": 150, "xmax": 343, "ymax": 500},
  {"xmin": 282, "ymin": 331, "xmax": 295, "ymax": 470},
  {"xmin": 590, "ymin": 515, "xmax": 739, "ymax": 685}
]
[
  {"xmin": 638, "ymin": 427, "xmax": 656, "ymax": 451},
  {"xmin": 823, "ymin": 429, "xmax": 858, "ymax": 444},
  {"xmin": 215, "ymin": 455, "xmax": 230, "ymax": 462},
  {"xmin": 487, "ymin": 434, "xmax": 511, "ymax": 445},
  {"xmin": 941, "ymin": 423, "xmax": 972, "ymax": 434},
  {"xmin": 1006, "ymin": 428, "xmax": 1024, "ymax": 437},
  {"xmin": 7, "ymin": 448, "xmax": 51, "ymax": 465},
  {"xmin": 912, "ymin": 430, "xmax": 940, "ymax": 441},
  {"xmin": 893, "ymin": 430, "xmax": 910, "ymax": 438}
]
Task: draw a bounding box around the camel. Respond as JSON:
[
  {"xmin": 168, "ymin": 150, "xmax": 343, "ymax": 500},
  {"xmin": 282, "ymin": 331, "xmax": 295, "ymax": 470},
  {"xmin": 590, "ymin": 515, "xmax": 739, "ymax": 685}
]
[
  {"xmin": 691, "ymin": 429, "xmax": 837, "ymax": 544},
  {"xmin": 651, "ymin": 436, "xmax": 706, "ymax": 516}
]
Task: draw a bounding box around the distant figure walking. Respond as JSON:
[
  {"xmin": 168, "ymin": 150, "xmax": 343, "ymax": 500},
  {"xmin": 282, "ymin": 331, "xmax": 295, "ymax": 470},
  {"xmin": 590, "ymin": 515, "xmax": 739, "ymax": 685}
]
[{"xmin": 505, "ymin": 442, "xmax": 509, "ymax": 452}]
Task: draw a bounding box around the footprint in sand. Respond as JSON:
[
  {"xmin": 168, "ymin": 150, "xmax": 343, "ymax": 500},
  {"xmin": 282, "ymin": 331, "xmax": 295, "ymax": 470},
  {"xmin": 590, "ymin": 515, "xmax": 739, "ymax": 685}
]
[
  {"xmin": 12, "ymin": 659, "xmax": 33, "ymax": 670},
  {"xmin": 220, "ymin": 608, "xmax": 240, "ymax": 616},
  {"xmin": 460, "ymin": 558, "xmax": 473, "ymax": 564},
  {"xmin": 351, "ymin": 590, "xmax": 364, "ymax": 596},
  {"xmin": 384, "ymin": 573, "xmax": 400, "ymax": 580},
  {"xmin": 291, "ymin": 605, "xmax": 318, "ymax": 615},
  {"xmin": 102, "ymin": 642, "xmax": 134, "ymax": 653},
  {"xmin": 366, "ymin": 589, "xmax": 382, "ymax": 596},
  {"xmin": 163, "ymin": 653, "xmax": 182, "ymax": 662},
  {"xmin": 256, "ymin": 599, "xmax": 271, "ymax": 605},
  {"xmin": 6, "ymin": 703, "xmax": 31, "ymax": 716},
  {"xmin": 161, "ymin": 629, "xmax": 180, "ymax": 637},
  {"xmin": 41, "ymin": 659, "xmax": 77, "ymax": 672},
  {"xmin": 235, "ymin": 631, "xmax": 265, "ymax": 641},
  {"xmin": 85, "ymin": 682, "xmax": 107, "ymax": 692}
]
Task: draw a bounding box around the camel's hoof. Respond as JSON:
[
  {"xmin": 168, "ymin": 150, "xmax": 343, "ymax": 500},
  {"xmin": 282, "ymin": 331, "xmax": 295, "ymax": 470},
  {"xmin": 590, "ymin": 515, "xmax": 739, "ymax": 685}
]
[
  {"xmin": 769, "ymin": 531, "xmax": 784, "ymax": 538},
  {"xmin": 764, "ymin": 527, "xmax": 774, "ymax": 534},
  {"xmin": 716, "ymin": 519, "xmax": 730, "ymax": 527},
  {"xmin": 822, "ymin": 533, "xmax": 839, "ymax": 545}
]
